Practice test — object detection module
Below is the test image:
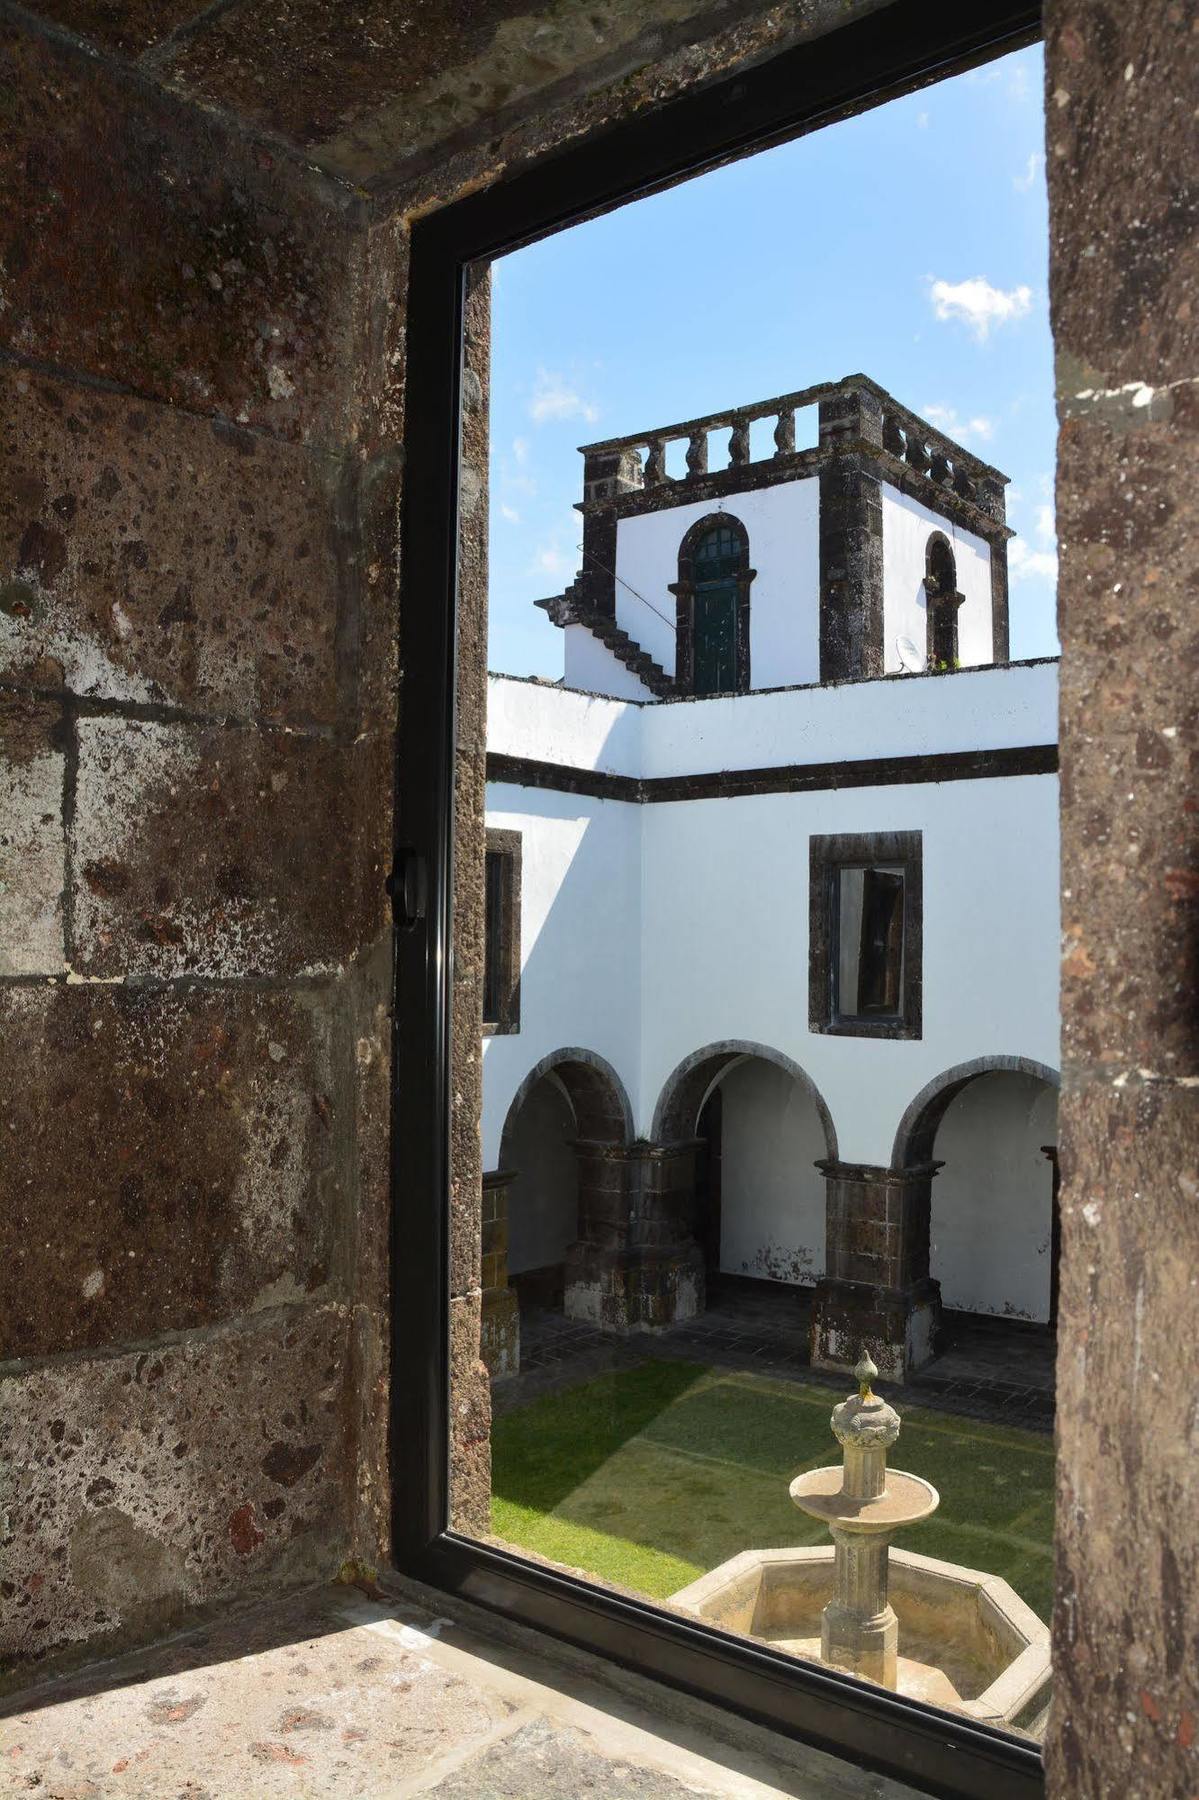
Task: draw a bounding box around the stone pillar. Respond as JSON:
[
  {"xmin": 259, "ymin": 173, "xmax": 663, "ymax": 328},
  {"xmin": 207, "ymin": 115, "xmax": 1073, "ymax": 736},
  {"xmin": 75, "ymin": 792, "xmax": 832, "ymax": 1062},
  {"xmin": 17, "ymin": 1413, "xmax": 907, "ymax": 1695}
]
[
  {"xmin": 479, "ymin": 1169, "xmax": 519, "ymax": 1379},
  {"xmin": 572, "ymin": 447, "xmax": 643, "ymax": 617},
  {"xmin": 818, "ymin": 386, "xmax": 885, "ymax": 683},
  {"xmin": 565, "ymin": 1139, "xmax": 704, "ymax": 1333},
  {"xmin": 824, "ymin": 1527, "xmax": 897, "ymax": 1688},
  {"xmin": 809, "ymin": 1160, "xmax": 942, "ymax": 1380}
]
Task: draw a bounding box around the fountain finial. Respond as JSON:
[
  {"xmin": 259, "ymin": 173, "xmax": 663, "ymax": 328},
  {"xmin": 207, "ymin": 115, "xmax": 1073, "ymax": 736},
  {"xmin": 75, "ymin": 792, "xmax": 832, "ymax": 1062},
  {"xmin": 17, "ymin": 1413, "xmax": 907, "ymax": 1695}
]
[{"xmin": 855, "ymin": 1347, "xmax": 878, "ymax": 1400}]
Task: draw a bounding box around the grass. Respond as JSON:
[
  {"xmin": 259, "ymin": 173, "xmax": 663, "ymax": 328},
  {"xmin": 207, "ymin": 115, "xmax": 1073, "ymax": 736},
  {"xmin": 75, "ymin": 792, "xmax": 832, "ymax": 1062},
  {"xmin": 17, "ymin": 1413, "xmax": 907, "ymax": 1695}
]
[{"xmin": 491, "ymin": 1360, "xmax": 1055, "ymax": 1622}]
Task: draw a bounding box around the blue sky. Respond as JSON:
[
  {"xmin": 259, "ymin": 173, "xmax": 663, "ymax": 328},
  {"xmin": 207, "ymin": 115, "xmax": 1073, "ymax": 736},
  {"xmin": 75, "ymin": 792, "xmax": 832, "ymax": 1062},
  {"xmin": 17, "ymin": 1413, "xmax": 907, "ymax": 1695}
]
[{"xmin": 487, "ymin": 45, "xmax": 1056, "ymax": 679}]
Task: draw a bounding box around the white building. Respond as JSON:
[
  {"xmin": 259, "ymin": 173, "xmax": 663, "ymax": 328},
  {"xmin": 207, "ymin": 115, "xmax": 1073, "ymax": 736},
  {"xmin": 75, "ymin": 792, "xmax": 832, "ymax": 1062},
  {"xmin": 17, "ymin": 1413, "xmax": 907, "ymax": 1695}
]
[{"xmin": 481, "ymin": 376, "xmax": 1060, "ymax": 1381}]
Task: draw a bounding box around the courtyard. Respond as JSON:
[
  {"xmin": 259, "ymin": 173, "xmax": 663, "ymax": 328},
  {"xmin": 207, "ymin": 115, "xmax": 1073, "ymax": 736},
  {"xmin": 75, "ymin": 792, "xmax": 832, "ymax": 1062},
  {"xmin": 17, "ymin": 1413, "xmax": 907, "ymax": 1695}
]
[{"xmin": 491, "ymin": 1354, "xmax": 1055, "ymax": 1627}]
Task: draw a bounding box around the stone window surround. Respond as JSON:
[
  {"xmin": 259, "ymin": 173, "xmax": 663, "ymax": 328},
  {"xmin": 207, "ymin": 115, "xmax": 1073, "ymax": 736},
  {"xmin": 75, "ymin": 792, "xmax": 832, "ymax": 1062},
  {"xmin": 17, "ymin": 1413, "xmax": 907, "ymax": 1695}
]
[
  {"xmin": 924, "ymin": 530, "xmax": 965, "ymax": 670},
  {"xmin": 809, "ymin": 830, "xmax": 923, "ymax": 1040},
  {"xmin": 483, "ymin": 828, "xmax": 522, "ymax": 1037},
  {"xmin": 668, "ymin": 511, "xmax": 756, "ymax": 696}
]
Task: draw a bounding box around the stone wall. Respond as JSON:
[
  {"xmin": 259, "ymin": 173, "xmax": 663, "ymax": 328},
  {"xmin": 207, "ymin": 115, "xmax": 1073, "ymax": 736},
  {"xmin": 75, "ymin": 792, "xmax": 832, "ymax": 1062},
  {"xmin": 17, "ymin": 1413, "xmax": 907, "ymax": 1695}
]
[
  {"xmin": 1043, "ymin": 1, "xmax": 1198, "ymax": 1793},
  {"xmin": 0, "ymin": 23, "xmax": 399, "ymax": 1676}
]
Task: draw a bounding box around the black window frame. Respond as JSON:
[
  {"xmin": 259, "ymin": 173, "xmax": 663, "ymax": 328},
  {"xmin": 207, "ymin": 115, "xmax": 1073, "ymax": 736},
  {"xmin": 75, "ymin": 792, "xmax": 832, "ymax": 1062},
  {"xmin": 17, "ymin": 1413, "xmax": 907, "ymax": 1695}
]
[
  {"xmin": 810, "ymin": 831, "xmax": 924, "ymax": 1040},
  {"xmin": 391, "ymin": 6, "xmax": 1043, "ymax": 1797},
  {"xmin": 482, "ymin": 828, "xmax": 522, "ymax": 1035}
]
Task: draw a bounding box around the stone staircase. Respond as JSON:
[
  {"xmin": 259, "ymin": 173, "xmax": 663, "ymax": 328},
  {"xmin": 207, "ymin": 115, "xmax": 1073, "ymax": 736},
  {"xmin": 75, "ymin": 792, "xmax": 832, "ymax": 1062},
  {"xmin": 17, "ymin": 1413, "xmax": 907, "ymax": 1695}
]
[{"xmin": 576, "ymin": 605, "xmax": 675, "ymax": 698}]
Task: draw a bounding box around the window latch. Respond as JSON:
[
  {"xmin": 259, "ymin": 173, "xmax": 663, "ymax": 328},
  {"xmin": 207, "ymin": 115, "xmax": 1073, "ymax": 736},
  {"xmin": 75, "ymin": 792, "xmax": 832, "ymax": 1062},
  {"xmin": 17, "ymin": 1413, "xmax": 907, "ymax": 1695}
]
[{"xmin": 388, "ymin": 848, "xmax": 428, "ymax": 931}]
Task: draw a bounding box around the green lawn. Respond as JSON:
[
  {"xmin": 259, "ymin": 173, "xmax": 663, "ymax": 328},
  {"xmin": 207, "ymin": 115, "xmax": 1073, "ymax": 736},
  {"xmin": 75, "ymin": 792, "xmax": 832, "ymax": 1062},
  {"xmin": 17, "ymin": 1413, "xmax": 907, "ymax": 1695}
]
[{"xmin": 491, "ymin": 1360, "xmax": 1054, "ymax": 1622}]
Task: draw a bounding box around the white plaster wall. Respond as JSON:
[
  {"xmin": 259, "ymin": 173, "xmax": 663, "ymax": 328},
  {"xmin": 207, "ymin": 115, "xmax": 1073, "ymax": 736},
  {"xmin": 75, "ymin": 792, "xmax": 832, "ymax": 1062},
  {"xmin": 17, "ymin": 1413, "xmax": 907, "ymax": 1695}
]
[
  {"xmin": 880, "ymin": 485, "xmax": 995, "ymax": 672},
  {"xmin": 487, "ymin": 674, "xmax": 640, "ymax": 775},
  {"xmin": 504, "ymin": 1073, "xmax": 579, "ymax": 1274},
  {"xmin": 930, "ymin": 1073, "xmax": 1058, "ymax": 1321},
  {"xmin": 611, "ymin": 479, "xmax": 820, "ymax": 688},
  {"xmin": 562, "ymin": 623, "xmax": 653, "ymax": 701},
  {"xmin": 637, "ymin": 774, "xmax": 1061, "ymax": 1171},
  {"xmin": 487, "ymin": 662, "xmax": 1058, "ymax": 781},
  {"xmin": 481, "ymin": 783, "xmax": 641, "ymax": 1169},
  {"xmin": 483, "ymin": 664, "xmax": 1062, "ymax": 1317},
  {"xmin": 717, "ymin": 1058, "xmax": 827, "ymax": 1285}
]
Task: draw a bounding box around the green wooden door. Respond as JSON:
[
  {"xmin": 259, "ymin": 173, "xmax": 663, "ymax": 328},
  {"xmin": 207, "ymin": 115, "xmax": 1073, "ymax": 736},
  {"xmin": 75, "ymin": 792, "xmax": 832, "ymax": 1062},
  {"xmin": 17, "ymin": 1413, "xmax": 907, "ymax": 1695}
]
[
  {"xmin": 693, "ymin": 580, "xmax": 738, "ymax": 694},
  {"xmin": 691, "ymin": 522, "xmax": 742, "ymax": 694}
]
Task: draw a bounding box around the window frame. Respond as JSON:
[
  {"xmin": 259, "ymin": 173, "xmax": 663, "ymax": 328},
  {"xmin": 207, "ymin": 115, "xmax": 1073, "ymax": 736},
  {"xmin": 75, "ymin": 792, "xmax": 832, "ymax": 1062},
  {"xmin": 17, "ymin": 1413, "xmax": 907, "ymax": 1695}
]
[
  {"xmin": 391, "ymin": 5, "xmax": 1044, "ymax": 1796},
  {"xmin": 671, "ymin": 511, "xmax": 754, "ymax": 694},
  {"xmin": 810, "ymin": 831, "xmax": 924, "ymax": 1040},
  {"xmin": 482, "ymin": 828, "xmax": 522, "ymax": 1036}
]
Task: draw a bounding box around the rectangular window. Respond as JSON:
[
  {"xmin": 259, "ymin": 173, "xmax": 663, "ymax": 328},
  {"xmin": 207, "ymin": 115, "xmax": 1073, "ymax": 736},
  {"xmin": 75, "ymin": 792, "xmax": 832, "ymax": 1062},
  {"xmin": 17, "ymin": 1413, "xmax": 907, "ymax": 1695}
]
[
  {"xmin": 482, "ymin": 830, "xmax": 521, "ymax": 1034},
  {"xmin": 810, "ymin": 832, "xmax": 922, "ymax": 1038}
]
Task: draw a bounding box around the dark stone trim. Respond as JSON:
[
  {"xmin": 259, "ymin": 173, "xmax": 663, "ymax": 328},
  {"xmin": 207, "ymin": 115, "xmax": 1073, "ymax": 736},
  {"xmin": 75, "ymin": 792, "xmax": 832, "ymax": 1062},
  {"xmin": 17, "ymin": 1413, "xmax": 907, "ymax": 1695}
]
[
  {"xmin": 651, "ymin": 1038, "xmax": 838, "ymax": 1154},
  {"xmin": 487, "ymin": 743, "xmax": 1058, "ymax": 805},
  {"xmin": 482, "ymin": 827, "xmax": 522, "ymax": 1036},
  {"xmin": 808, "ymin": 830, "xmax": 923, "ymax": 1041},
  {"xmin": 497, "ymin": 1047, "xmax": 635, "ymax": 1159},
  {"xmin": 891, "ymin": 1055, "xmax": 1061, "ymax": 1169},
  {"xmin": 669, "ymin": 511, "xmax": 754, "ymax": 696},
  {"xmin": 587, "ymin": 439, "xmax": 1012, "ymax": 547},
  {"xmin": 923, "ymin": 532, "xmax": 964, "ymax": 671},
  {"xmin": 482, "ymin": 1167, "xmax": 519, "ymax": 1190},
  {"xmin": 991, "ymin": 536, "xmax": 1011, "ymax": 663},
  {"xmin": 819, "ymin": 456, "xmax": 884, "ymax": 682}
]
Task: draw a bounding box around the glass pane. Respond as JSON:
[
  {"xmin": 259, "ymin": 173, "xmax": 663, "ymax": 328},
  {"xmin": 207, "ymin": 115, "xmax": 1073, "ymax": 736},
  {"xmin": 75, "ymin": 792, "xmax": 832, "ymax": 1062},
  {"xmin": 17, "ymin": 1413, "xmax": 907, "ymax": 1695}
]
[
  {"xmin": 464, "ymin": 39, "xmax": 1058, "ymax": 1748},
  {"xmin": 837, "ymin": 865, "xmax": 904, "ymax": 1018}
]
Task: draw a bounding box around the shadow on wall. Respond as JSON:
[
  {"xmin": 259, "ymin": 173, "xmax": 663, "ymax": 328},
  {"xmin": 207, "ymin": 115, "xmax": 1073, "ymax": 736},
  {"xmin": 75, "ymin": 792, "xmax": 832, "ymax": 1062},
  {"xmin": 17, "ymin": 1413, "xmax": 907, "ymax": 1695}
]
[{"xmin": 893, "ymin": 1059, "xmax": 1060, "ymax": 1326}]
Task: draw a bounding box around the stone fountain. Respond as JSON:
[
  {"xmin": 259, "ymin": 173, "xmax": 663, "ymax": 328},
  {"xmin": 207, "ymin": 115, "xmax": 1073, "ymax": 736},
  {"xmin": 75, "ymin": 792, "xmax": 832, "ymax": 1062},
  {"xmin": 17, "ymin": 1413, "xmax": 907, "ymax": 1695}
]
[
  {"xmin": 788, "ymin": 1350, "xmax": 937, "ymax": 1688},
  {"xmin": 670, "ymin": 1351, "xmax": 1051, "ymax": 1732}
]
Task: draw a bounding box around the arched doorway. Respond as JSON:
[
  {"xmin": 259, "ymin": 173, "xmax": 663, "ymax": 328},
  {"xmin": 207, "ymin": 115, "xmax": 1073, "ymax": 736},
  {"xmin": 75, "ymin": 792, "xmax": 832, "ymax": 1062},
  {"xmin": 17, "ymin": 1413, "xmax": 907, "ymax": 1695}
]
[
  {"xmin": 653, "ymin": 1042, "xmax": 837, "ymax": 1298},
  {"xmin": 495, "ymin": 1048, "xmax": 632, "ymax": 1324},
  {"xmin": 892, "ymin": 1057, "xmax": 1060, "ymax": 1331},
  {"xmin": 670, "ymin": 513, "xmax": 754, "ymax": 695}
]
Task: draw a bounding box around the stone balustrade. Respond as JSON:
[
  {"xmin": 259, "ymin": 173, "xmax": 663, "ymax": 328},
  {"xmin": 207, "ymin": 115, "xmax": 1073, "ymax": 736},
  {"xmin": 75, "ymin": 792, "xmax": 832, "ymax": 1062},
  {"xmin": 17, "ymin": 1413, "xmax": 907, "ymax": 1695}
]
[{"xmin": 578, "ymin": 376, "xmax": 1008, "ymax": 524}]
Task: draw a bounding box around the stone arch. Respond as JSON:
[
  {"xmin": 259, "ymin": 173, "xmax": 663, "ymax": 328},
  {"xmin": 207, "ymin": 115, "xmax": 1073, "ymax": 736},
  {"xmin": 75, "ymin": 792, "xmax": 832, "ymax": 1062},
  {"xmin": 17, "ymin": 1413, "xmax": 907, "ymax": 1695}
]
[
  {"xmin": 669, "ymin": 510, "xmax": 755, "ymax": 696},
  {"xmin": 652, "ymin": 1039, "xmax": 837, "ymax": 1156},
  {"xmin": 923, "ymin": 529, "xmax": 964, "ymax": 668},
  {"xmin": 891, "ymin": 1055, "xmax": 1060, "ymax": 1169},
  {"xmin": 498, "ymin": 1047, "xmax": 633, "ymax": 1165}
]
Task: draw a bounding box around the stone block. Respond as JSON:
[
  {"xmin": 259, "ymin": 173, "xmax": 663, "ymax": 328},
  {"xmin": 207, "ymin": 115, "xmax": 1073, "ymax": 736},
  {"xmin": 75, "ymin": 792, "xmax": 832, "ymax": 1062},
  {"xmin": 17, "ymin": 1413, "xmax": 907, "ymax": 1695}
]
[
  {"xmin": 0, "ymin": 690, "xmax": 65, "ymax": 975},
  {"xmin": 0, "ymin": 984, "xmax": 343, "ymax": 1358},
  {"xmin": 0, "ymin": 24, "xmax": 363, "ymax": 447},
  {"xmin": 69, "ymin": 717, "xmax": 389, "ymax": 979},
  {"xmin": 0, "ymin": 1304, "xmax": 351, "ymax": 1671},
  {"xmin": 810, "ymin": 1277, "xmax": 940, "ymax": 1381},
  {"xmin": 0, "ymin": 366, "xmax": 352, "ymax": 724},
  {"xmin": 565, "ymin": 1242, "xmax": 704, "ymax": 1334},
  {"xmin": 449, "ymin": 1292, "xmax": 491, "ymax": 1537},
  {"xmin": 480, "ymin": 1283, "xmax": 520, "ymax": 1381},
  {"xmin": 1057, "ymin": 411, "xmax": 1198, "ymax": 1077}
]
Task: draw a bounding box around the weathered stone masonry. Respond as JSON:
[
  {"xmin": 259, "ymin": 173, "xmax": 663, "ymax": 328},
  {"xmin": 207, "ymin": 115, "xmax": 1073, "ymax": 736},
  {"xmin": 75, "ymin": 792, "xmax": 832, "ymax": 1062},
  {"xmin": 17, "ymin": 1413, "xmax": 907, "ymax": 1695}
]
[{"xmin": 0, "ymin": 3, "xmax": 1194, "ymax": 1797}]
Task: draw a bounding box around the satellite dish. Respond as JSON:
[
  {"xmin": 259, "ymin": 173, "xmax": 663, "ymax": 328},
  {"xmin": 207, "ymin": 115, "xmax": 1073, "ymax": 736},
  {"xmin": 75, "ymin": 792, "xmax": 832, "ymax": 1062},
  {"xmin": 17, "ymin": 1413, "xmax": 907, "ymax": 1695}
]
[{"xmin": 896, "ymin": 635, "xmax": 924, "ymax": 673}]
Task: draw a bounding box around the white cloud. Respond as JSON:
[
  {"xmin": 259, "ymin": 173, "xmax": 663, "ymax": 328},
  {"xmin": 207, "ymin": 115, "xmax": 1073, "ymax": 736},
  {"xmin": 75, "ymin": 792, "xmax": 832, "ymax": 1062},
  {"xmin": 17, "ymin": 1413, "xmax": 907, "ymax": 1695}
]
[
  {"xmin": 923, "ymin": 403, "xmax": 995, "ymax": 445},
  {"xmin": 529, "ymin": 369, "xmax": 599, "ymax": 425},
  {"xmin": 512, "ymin": 436, "xmax": 530, "ymax": 464},
  {"xmin": 500, "ymin": 503, "xmax": 521, "ymax": 524},
  {"xmin": 1009, "ymin": 538, "xmax": 1058, "ymax": 584},
  {"xmin": 1013, "ymin": 151, "xmax": 1044, "ymax": 192},
  {"xmin": 531, "ymin": 544, "xmax": 571, "ymax": 578},
  {"xmin": 928, "ymin": 276, "xmax": 1033, "ymax": 341},
  {"xmin": 1035, "ymin": 504, "xmax": 1055, "ymax": 544},
  {"xmin": 916, "ymin": 111, "xmax": 929, "ymax": 129}
]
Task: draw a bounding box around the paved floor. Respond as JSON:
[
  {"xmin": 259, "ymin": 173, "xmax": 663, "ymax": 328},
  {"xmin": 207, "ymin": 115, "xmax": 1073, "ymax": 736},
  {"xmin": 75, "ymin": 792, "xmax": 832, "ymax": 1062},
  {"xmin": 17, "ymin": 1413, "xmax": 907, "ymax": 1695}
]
[
  {"xmin": 497, "ymin": 1283, "xmax": 1055, "ymax": 1433},
  {"xmin": 0, "ymin": 1580, "xmax": 931, "ymax": 1799}
]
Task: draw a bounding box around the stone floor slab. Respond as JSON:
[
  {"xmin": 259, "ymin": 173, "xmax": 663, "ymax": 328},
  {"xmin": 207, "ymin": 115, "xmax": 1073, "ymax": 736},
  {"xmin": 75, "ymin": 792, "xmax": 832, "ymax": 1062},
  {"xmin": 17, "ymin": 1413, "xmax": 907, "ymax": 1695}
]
[{"xmin": 0, "ymin": 1580, "xmax": 932, "ymax": 1799}]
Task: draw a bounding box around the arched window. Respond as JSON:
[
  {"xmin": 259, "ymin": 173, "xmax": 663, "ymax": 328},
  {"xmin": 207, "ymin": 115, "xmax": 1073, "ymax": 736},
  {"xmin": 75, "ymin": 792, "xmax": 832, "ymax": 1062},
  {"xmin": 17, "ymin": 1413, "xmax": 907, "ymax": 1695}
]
[
  {"xmin": 670, "ymin": 513, "xmax": 754, "ymax": 696},
  {"xmin": 924, "ymin": 532, "xmax": 963, "ymax": 670}
]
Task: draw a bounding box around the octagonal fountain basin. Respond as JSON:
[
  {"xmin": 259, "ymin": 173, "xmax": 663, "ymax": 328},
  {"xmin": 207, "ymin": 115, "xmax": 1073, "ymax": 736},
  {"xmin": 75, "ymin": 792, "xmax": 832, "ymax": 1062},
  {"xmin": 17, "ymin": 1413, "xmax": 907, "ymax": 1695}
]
[{"xmin": 670, "ymin": 1545, "xmax": 1051, "ymax": 1733}]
